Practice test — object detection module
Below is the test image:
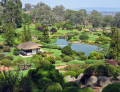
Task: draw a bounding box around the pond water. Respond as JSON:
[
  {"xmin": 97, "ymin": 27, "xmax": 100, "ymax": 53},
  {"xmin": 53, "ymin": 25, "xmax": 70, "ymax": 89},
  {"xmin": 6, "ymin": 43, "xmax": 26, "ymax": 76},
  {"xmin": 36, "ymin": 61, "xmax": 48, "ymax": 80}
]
[{"xmin": 55, "ymin": 39, "xmax": 102, "ymax": 55}]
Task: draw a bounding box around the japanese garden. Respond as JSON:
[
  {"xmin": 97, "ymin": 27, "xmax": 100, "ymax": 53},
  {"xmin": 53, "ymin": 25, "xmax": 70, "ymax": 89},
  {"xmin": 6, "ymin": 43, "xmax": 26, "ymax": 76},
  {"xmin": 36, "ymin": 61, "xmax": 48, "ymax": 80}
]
[{"xmin": 0, "ymin": 0, "xmax": 120, "ymax": 92}]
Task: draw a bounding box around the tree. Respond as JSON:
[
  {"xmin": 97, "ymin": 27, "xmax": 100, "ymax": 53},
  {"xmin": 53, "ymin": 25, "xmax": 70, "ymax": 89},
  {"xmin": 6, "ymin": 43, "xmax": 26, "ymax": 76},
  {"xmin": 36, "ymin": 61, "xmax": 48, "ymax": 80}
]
[
  {"xmin": 4, "ymin": 23, "xmax": 15, "ymax": 46},
  {"xmin": 61, "ymin": 46, "xmax": 73, "ymax": 56},
  {"xmin": 1, "ymin": 0, "xmax": 22, "ymax": 28},
  {"xmin": 112, "ymin": 13, "xmax": 120, "ymax": 28},
  {"xmin": 22, "ymin": 25, "xmax": 32, "ymax": 42},
  {"xmin": 28, "ymin": 65, "xmax": 64, "ymax": 90},
  {"xmin": 23, "ymin": 13, "xmax": 32, "ymax": 24},
  {"xmin": 88, "ymin": 10, "xmax": 102, "ymax": 28},
  {"xmin": 42, "ymin": 26, "xmax": 50, "ymax": 43},
  {"xmin": 108, "ymin": 27, "xmax": 120, "ymax": 59},
  {"xmin": 102, "ymin": 15, "xmax": 113, "ymax": 28},
  {"xmin": 53, "ymin": 5, "xmax": 65, "ymax": 21},
  {"xmin": 0, "ymin": 5, "xmax": 3, "ymax": 25},
  {"xmin": 25, "ymin": 3, "xmax": 32, "ymax": 11}
]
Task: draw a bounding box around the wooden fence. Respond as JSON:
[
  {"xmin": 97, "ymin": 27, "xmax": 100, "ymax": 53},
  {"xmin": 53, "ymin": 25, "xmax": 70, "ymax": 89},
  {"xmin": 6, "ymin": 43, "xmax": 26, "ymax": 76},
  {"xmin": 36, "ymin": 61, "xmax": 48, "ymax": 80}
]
[{"xmin": 18, "ymin": 64, "xmax": 31, "ymax": 70}]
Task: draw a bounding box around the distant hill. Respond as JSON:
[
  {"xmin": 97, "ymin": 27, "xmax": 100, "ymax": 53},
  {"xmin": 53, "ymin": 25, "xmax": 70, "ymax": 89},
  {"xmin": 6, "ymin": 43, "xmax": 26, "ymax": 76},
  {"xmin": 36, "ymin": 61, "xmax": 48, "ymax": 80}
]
[{"xmin": 74, "ymin": 7, "xmax": 120, "ymax": 16}]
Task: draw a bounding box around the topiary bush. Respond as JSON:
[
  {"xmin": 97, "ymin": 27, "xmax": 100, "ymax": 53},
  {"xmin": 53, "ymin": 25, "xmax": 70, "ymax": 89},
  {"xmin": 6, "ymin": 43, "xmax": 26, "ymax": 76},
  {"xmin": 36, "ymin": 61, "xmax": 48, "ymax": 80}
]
[
  {"xmin": 84, "ymin": 63, "xmax": 118, "ymax": 77},
  {"xmin": 28, "ymin": 65, "xmax": 64, "ymax": 90},
  {"xmin": 5, "ymin": 56, "xmax": 14, "ymax": 61},
  {"xmin": 0, "ymin": 54, "xmax": 5, "ymax": 61},
  {"xmin": 79, "ymin": 55, "xmax": 88, "ymax": 61},
  {"xmin": 63, "ymin": 56, "xmax": 73, "ymax": 62},
  {"xmin": 13, "ymin": 58, "xmax": 25, "ymax": 65},
  {"xmin": 88, "ymin": 51, "xmax": 104, "ymax": 60},
  {"xmin": 45, "ymin": 82, "xmax": 62, "ymax": 92},
  {"xmin": 0, "ymin": 44, "xmax": 4, "ymax": 49},
  {"xmin": 3, "ymin": 46, "xmax": 10, "ymax": 52},
  {"xmin": 1, "ymin": 59, "xmax": 12, "ymax": 67},
  {"xmin": 61, "ymin": 46, "xmax": 73, "ymax": 56},
  {"xmin": 63, "ymin": 82, "xmax": 79, "ymax": 89},
  {"xmin": 102, "ymin": 83, "xmax": 120, "ymax": 92},
  {"xmin": 55, "ymin": 56, "xmax": 61, "ymax": 60},
  {"xmin": 76, "ymin": 69, "xmax": 84, "ymax": 78},
  {"xmin": 46, "ymin": 56, "xmax": 56, "ymax": 64},
  {"xmin": 78, "ymin": 25, "xmax": 83, "ymax": 31},
  {"xmin": 13, "ymin": 48, "xmax": 20, "ymax": 55},
  {"xmin": 63, "ymin": 71, "xmax": 76, "ymax": 77},
  {"xmin": 62, "ymin": 87, "xmax": 94, "ymax": 92},
  {"xmin": 79, "ymin": 32, "xmax": 89, "ymax": 41}
]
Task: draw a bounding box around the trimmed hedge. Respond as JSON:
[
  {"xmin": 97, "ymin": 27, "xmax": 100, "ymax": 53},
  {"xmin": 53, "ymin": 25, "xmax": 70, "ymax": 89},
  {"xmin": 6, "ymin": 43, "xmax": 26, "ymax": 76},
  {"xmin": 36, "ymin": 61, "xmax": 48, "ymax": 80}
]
[
  {"xmin": 63, "ymin": 71, "xmax": 76, "ymax": 77},
  {"xmin": 45, "ymin": 83, "xmax": 62, "ymax": 92},
  {"xmin": 63, "ymin": 82, "xmax": 79, "ymax": 89},
  {"xmin": 1, "ymin": 59, "xmax": 12, "ymax": 67},
  {"xmin": 63, "ymin": 56, "xmax": 73, "ymax": 62},
  {"xmin": 3, "ymin": 46, "xmax": 10, "ymax": 52},
  {"xmin": 102, "ymin": 83, "xmax": 120, "ymax": 92},
  {"xmin": 5, "ymin": 56, "xmax": 14, "ymax": 61}
]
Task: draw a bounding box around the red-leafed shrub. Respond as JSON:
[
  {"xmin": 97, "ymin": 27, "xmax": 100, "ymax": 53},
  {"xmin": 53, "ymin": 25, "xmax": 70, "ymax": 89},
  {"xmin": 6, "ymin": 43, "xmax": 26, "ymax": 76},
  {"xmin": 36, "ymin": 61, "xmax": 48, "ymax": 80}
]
[
  {"xmin": 105, "ymin": 59, "xmax": 118, "ymax": 66},
  {"xmin": 50, "ymin": 28, "xmax": 57, "ymax": 33}
]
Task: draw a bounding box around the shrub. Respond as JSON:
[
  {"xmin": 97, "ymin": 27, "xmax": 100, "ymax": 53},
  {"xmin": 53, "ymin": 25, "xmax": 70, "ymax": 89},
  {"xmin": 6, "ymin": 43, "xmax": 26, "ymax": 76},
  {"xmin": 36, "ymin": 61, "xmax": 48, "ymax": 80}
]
[
  {"xmin": 55, "ymin": 57, "xmax": 61, "ymax": 60},
  {"xmin": 95, "ymin": 35, "xmax": 110, "ymax": 44},
  {"xmin": 84, "ymin": 63, "xmax": 118, "ymax": 77},
  {"xmin": 13, "ymin": 48, "xmax": 20, "ymax": 55},
  {"xmin": 5, "ymin": 56, "xmax": 14, "ymax": 61},
  {"xmin": 105, "ymin": 60, "xmax": 118, "ymax": 66},
  {"xmin": 63, "ymin": 71, "xmax": 76, "ymax": 77},
  {"xmin": 63, "ymin": 56, "xmax": 73, "ymax": 62},
  {"xmin": 46, "ymin": 56, "xmax": 56, "ymax": 64},
  {"xmin": 88, "ymin": 51, "xmax": 104, "ymax": 60},
  {"xmin": 102, "ymin": 83, "xmax": 120, "ymax": 92},
  {"xmin": 79, "ymin": 32, "xmax": 89, "ymax": 40},
  {"xmin": 76, "ymin": 52, "xmax": 85, "ymax": 56},
  {"xmin": 61, "ymin": 46, "xmax": 73, "ymax": 56},
  {"xmin": 35, "ymin": 23, "xmax": 42, "ymax": 29},
  {"xmin": 0, "ymin": 44, "xmax": 3, "ymax": 49},
  {"xmin": 28, "ymin": 65, "xmax": 64, "ymax": 90},
  {"xmin": 13, "ymin": 58, "xmax": 25, "ymax": 65},
  {"xmin": 39, "ymin": 60, "xmax": 50, "ymax": 67},
  {"xmin": 63, "ymin": 82, "xmax": 79, "ymax": 89},
  {"xmin": 85, "ymin": 60, "xmax": 103, "ymax": 64},
  {"xmin": 45, "ymin": 82, "xmax": 62, "ymax": 92},
  {"xmin": 76, "ymin": 69, "xmax": 84, "ymax": 78},
  {"xmin": 37, "ymin": 51, "xmax": 47, "ymax": 57},
  {"xmin": 50, "ymin": 28, "xmax": 57, "ymax": 33},
  {"xmin": 79, "ymin": 55, "xmax": 88, "ymax": 61},
  {"xmin": 62, "ymin": 87, "xmax": 94, "ymax": 92},
  {"xmin": 0, "ymin": 54, "xmax": 5, "ymax": 61},
  {"xmin": 115, "ymin": 57, "xmax": 120, "ymax": 65},
  {"xmin": 3, "ymin": 46, "xmax": 10, "ymax": 52},
  {"xmin": 1, "ymin": 59, "xmax": 12, "ymax": 67},
  {"xmin": 78, "ymin": 25, "xmax": 83, "ymax": 31}
]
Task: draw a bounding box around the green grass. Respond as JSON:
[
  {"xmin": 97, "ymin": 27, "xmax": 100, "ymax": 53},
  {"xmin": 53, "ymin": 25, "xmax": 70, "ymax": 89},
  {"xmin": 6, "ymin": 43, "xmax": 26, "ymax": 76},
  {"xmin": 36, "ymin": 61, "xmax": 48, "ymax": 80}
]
[
  {"xmin": 0, "ymin": 34, "xmax": 5, "ymax": 43},
  {"xmin": 41, "ymin": 48, "xmax": 62, "ymax": 57},
  {"xmin": 68, "ymin": 60, "xmax": 85, "ymax": 64},
  {"xmin": 4, "ymin": 47, "xmax": 31, "ymax": 62}
]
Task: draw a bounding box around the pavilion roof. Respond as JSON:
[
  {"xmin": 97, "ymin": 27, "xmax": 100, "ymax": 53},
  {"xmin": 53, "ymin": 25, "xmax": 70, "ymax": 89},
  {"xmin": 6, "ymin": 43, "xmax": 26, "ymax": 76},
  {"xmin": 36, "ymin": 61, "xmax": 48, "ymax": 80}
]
[{"xmin": 17, "ymin": 41, "xmax": 43, "ymax": 50}]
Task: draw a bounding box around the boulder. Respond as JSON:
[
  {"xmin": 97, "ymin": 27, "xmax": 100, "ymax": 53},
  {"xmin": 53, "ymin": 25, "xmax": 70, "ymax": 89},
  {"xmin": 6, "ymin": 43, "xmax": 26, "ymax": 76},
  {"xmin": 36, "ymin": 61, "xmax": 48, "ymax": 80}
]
[
  {"xmin": 117, "ymin": 76, "xmax": 120, "ymax": 81},
  {"xmin": 77, "ymin": 73, "xmax": 83, "ymax": 80},
  {"xmin": 97, "ymin": 76, "xmax": 111, "ymax": 87},
  {"xmin": 85, "ymin": 76, "xmax": 97, "ymax": 85},
  {"xmin": 65, "ymin": 75, "xmax": 76, "ymax": 82}
]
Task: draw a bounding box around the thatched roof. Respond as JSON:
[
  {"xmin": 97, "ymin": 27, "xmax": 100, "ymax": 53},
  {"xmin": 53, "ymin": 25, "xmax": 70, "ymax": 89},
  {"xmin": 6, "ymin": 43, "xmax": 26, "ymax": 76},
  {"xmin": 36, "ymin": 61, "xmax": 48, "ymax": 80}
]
[{"xmin": 17, "ymin": 41, "xmax": 43, "ymax": 50}]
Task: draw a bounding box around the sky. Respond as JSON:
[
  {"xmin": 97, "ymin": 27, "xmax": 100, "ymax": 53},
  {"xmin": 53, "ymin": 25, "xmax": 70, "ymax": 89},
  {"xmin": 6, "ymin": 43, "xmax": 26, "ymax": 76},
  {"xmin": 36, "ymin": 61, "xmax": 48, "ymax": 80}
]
[{"xmin": 21, "ymin": 0, "xmax": 120, "ymax": 9}]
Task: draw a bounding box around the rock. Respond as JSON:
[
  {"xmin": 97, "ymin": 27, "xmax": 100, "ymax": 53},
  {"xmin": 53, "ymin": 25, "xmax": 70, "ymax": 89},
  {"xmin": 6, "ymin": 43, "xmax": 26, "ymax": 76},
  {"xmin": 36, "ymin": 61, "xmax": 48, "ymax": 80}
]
[
  {"xmin": 77, "ymin": 73, "xmax": 83, "ymax": 80},
  {"xmin": 65, "ymin": 75, "xmax": 76, "ymax": 82},
  {"xmin": 85, "ymin": 76, "xmax": 97, "ymax": 85},
  {"xmin": 117, "ymin": 76, "xmax": 120, "ymax": 81},
  {"xmin": 97, "ymin": 76, "xmax": 111, "ymax": 87}
]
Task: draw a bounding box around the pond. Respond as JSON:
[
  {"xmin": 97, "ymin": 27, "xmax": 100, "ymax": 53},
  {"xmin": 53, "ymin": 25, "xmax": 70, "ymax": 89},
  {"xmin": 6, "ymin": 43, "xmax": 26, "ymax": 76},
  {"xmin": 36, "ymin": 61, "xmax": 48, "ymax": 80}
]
[{"xmin": 55, "ymin": 39, "xmax": 102, "ymax": 55}]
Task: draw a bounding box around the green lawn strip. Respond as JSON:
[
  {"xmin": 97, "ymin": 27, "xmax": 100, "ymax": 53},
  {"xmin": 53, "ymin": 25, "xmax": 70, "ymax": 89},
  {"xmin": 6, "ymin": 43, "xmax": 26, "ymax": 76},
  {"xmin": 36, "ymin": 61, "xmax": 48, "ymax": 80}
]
[
  {"xmin": 68, "ymin": 60, "xmax": 85, "ymax": 64},
  {"xmin": 41, "ymin": 48, "xmax": 62, "ymax": 57}
]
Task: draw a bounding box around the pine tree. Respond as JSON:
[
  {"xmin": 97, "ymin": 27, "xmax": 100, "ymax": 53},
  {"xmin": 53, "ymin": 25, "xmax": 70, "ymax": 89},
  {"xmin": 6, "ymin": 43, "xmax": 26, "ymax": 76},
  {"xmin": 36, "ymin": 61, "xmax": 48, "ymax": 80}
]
[
  {"xmin": 4, "ymin": 23, "xmax": 15, "ymax": 46},
  {"xmin": 42, "ymin": 26, "xmax": 50, "ymax": 43},
  {"xmin": 22, "ymin": 25, "xmax": 32, "ymax": 42},
  {"xmin": 108, "ymin": 27, "xmax": 120, "ymax": 59}
]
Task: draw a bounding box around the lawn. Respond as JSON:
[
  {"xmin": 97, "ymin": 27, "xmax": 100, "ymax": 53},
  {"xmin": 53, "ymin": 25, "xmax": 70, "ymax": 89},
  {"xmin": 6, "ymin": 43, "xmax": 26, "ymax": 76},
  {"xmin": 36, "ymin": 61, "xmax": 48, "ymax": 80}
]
[
  {"xmin": 41, "ymin": 48, "xmax": 62, "ymax": 57},
  {"xmin": 4, "ymin": 47, "xmax": 31, "ymax": 62}
]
